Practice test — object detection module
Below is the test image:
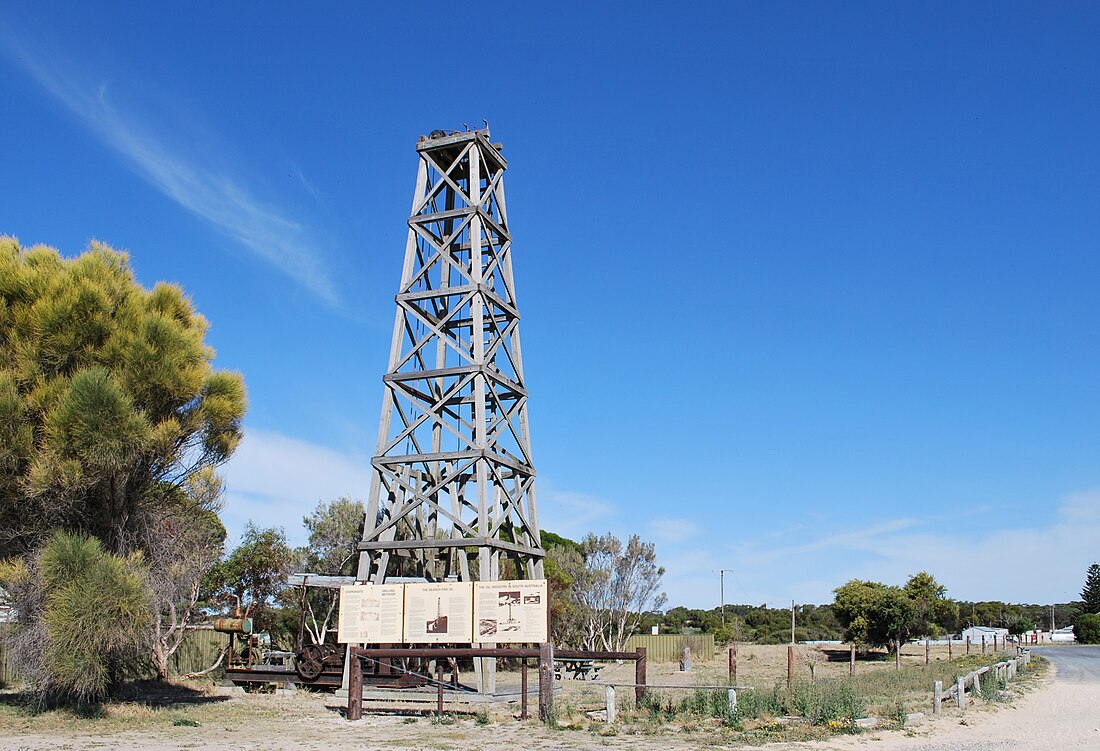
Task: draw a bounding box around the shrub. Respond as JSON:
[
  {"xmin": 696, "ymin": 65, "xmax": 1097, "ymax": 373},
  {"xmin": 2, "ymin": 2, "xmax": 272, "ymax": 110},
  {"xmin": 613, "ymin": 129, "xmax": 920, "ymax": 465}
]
[
  {"xmin": 0, "ymin": 531, "xmax": 149, "ymax": 707},
  {"xmin": 1074, "ymin": 613, "xmax": 1100, "ymax": 644}
]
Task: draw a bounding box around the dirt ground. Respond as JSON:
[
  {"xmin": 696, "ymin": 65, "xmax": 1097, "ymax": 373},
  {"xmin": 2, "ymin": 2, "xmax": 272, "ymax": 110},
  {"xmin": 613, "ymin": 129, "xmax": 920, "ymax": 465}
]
[{"xmin": 1, "ymin": 644, "xmax": 1087, "ymax": 751}]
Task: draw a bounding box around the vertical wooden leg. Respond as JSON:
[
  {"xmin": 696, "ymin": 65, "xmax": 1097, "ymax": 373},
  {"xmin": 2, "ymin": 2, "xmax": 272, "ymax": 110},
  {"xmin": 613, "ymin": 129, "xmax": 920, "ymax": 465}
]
[
  {"xmin": 539, "ymin": 642, "xmax": 554, "ymax": 722},
  {"xmin": 347, "ymin": 651, "xmax": 363, "ymax": 721}
]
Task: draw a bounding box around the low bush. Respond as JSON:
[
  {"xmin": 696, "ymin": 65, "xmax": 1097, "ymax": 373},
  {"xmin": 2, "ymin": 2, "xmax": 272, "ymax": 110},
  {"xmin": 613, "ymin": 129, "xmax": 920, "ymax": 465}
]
[{"xmin": 1074, "ymin": 614, "xmax": 1100, "ymax": 644}]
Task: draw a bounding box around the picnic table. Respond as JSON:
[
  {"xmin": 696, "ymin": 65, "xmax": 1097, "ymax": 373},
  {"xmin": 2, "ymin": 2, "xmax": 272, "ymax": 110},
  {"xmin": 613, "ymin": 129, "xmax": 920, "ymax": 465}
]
[{"xmin": 554, "ymin": 657, "xmax": 602, "ymax": 680}]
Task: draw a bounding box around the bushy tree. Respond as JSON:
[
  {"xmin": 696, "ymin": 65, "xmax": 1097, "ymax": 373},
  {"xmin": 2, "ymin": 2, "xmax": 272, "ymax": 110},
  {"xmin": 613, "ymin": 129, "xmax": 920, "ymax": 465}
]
[
  {"xmin": 1006, "ymin": 617, "xmax": 1036, "ymax": 636},
  {"xmin": 0, "ymin": 237, "xmax": 247, "ymax": 692},
  {"xmin": 0, "ymin": 237, "xmax": 246, "ymax": 555},
  {"xmin": 1074, "ymin": 613, "xmax": 1100, "ymax": 644},
  {"xmin": 544, "ymin": 540, "xmax": 586, "ymax": 647},
  {"xmin": 291, "ymin": 497, "xmax": 364, "ymax": 644},
  {"xmin": 0, "ymin": 531, "xmax": 149, "ymax": 706},
  {"xmin": 903, "ymin": 572, "xmax": 959, "ymax": 637},
  {"xmin": 833, "ymin": 580, "xmax": 915, "ymax": 651},
  {"xmin": 1081, "ymin": 563, "xmax": 1100, "ymax": 614},
  {"xmin": 207, "ymin": 524, "xmax": 293, "ymax": 630}
]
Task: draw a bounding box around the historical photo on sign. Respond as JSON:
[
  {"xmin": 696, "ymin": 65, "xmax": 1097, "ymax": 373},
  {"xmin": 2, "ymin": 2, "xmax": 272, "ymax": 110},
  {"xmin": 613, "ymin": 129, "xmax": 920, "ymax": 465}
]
[
  {"xmin": 403, "ymin": 582, "xmax": 473, "ymax": 643},
  {"xmin": 337, "ymin": 583, "xmax": 405, "ymax": 644},
  {"xmin": 473, "ymin": 579, "xmax": 548, "ymax": 643}
]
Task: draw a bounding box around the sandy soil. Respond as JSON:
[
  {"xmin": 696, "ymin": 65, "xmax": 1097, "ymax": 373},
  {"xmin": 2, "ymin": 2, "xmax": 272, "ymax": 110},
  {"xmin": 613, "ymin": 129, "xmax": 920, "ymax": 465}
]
[{"xmin": 2, "ymin": 648, "xmax": 1094, "ymax": 751}]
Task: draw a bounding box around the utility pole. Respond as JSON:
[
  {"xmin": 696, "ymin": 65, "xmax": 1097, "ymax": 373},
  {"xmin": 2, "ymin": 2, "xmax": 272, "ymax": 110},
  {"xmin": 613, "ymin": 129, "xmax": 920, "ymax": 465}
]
[{"xmin": 716, "ymin": 569, "xmax": 734, "ymax": 625}]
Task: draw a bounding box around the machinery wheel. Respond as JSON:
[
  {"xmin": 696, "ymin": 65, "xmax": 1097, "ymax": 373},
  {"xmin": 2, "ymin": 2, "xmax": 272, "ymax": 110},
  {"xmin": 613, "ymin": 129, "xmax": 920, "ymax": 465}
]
[{"xmin": 296, "ymin": 644, "xmax": 325, "ymax": 681}]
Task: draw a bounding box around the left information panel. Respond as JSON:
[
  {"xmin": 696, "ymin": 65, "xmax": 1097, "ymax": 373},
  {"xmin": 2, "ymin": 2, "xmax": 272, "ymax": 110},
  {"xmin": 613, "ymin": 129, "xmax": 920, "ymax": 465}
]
[{"xmin": 338, "ymin": 584, "xmax": 405, "ymax": 644}]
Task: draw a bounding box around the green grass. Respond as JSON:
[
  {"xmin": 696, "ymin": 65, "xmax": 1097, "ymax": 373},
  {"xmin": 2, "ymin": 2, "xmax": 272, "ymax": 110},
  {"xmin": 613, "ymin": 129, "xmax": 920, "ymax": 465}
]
[{"xmin": 602, "ymin": 650, "xmax": 1040, "ymax": 741}]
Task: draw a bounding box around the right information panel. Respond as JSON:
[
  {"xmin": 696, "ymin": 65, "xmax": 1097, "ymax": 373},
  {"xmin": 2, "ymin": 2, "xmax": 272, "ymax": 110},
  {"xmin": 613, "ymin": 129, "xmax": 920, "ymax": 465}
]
[{"xmin": 473, "ymin": 579, "xmax": 548, "ymax": 643}]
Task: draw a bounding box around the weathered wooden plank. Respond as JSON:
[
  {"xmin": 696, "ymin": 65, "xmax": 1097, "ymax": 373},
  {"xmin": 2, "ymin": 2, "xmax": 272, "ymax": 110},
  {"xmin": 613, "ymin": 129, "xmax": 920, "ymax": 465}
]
[{"xmin": 287, "ymin": 574, "xmax": 356, "ymax": 589}]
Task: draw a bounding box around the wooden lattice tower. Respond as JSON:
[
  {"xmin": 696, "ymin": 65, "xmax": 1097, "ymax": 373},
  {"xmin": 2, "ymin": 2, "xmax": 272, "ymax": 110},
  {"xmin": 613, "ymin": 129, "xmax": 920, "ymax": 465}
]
[{"xmin": 357, "ymin": 128, "xmax": 545, "ymax": 588}]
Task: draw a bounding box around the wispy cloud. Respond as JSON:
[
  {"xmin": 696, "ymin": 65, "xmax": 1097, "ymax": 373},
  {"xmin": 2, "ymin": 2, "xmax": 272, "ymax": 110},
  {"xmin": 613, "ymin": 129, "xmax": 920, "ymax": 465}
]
[
  {"xmin": 648, "ymin": 517, "xmax": 699, "ymax": 544},
  {"xmin": 736, "ymin": 517, "xmax": 922, "ymax": 562},
  {"xmin": 221, "ymin": 429, "xmax": 373, "ymax": 545},
  {"xmin": 219, "ymin": 430, "xmax": 621, "ymax": 548},
  {"xmin": 0, "ymin": 32, "xmax": 340, "ymax": 305},
  {"xmin": 536, "ymin": 480, "xmax": 617, "ymax": 540}
]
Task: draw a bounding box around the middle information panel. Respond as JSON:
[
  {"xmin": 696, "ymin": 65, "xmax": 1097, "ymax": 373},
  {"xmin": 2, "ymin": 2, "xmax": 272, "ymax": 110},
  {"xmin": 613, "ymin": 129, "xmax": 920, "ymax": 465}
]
[{"xmin": 403, "ymin": 581, "xmax": 474, "ymax": 644}]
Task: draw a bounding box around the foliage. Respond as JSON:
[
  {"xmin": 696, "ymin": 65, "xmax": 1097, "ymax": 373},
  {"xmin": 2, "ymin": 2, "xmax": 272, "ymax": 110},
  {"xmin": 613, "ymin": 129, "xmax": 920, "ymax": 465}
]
[
  {"xmin": 903, "ymin": 572, "xmax": 958, "ymax": 637},
  {"xmin": 957, "ymin": 600, "xmax": 1078, "ymax": 631},
  {"xmin": 1005, "ymin": 617, "xmax": 1036, "ymax": 636},
  {"xmin": 1081, "ymin": 563, "xmax": 1100, "ymax": 614},
  {"xmin": 646, "ymin": 603, "xmax": 842, "ymax": 643},
  {"xmin": 541, "ymin": 530, "xmax": 582, "ymax": 556},
  {"xmin": 543, "ymin": 538, "xmax": 587, "ymax": 647},
  {"xmin": 641, "ymin": 680, "xmax": 863, "ymax": 728},
  {"xmin": 0, "ymin": 531, "xmax": 149, "ymax": 706},
  {"xmin": 147, "ymin": 468, "xmax": 227, "ymax": 679},
  {"xmin": 833, "ymin": 580, "xmax": 914, "ymax": 650},
  {"xmin": 1074, "ymin": 613, "xmax": 1100, "ymax": 644},
  {"xmin": 557, "ymin": 532, "xmax": 666, "ymax": 651},
  {"xmin": 206, "ymin": 524, "xmax": 292, "ymax": 629},
  {"xmin": 0, "ymin": 237, "xmax": 247, "ymax": 556},
  {"xmin": 291, "ymin": 497, "xmax": 364, "ymax": 644}
]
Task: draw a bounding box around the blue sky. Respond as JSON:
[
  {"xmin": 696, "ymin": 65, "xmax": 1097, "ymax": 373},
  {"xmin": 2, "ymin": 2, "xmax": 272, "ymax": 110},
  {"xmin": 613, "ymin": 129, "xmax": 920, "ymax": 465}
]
[{"xmin": 2, "ymin": 2, "xmax": 1099, "ymax": 609}]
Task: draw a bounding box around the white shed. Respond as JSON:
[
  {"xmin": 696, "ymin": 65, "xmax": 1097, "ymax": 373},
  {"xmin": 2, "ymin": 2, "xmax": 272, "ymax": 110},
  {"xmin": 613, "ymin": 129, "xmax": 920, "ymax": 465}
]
[
  {"xmin": 1051, "ymin": 626, "xmax": 1076, "ymax": 643},
  {"xmin": 961, "ymin": 625, "xmax": 1008, "ymax": 644}
]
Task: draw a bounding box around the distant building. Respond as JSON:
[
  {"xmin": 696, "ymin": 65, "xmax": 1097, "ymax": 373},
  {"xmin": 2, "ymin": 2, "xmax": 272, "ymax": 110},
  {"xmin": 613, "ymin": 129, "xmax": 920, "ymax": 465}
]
[
  {"xmin": 1051, "ymin": 626, "xmax": 1077, "ymax": 643},
  {"xmin": 961, "ymin": 625, "xmax": 1008, "ymax": 644}
]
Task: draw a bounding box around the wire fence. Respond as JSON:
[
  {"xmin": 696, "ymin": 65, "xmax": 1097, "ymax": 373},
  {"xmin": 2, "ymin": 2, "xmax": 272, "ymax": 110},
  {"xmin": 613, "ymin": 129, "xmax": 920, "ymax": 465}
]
[
  {"xmin": 0, "ymin": 627, "xmax": 226, "ymax": 687},
  {"xmin": 626, "ymin": 633, "xmax": 714, "ymax": 662}
]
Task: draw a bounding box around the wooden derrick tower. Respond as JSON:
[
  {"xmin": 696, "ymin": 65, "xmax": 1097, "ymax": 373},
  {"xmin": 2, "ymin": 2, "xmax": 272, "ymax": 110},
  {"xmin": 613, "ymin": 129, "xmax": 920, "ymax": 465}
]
[{"xmin": 357, "ymin": 128, "xmax": 545, "ymax": 589}]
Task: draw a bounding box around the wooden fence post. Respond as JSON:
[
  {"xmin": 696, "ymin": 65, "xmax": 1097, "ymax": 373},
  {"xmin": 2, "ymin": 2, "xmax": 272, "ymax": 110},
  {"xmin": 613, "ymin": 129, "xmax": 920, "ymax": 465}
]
[
  {"xmin": 925, "ymin": 639, "xmax": 930, "ymax": 665},
  {"xmin": 539, "ymin": 642, "xmax": 554, "ymax": 722},
  {"xmin": 635, "ymin": 647, "xmax": 647, "ymax": 704},
  {"xmin": 933, "ymin": 680, "xmax": 942, "ymax": 714},
  {"xmin": 436, "ymin": 661, "xmax": 444, "ymax": 717},
  {"xmin": 982, "ymin": 636, "xmax": 986, "ymax": 655},
  {"xmin": 787, "ymin": 645, "xmax": 795, "ymax": 688},
  {"xmin": 605, "ymin": 685, "xmax": 617, "ymax": 723},
  {"xmin": 894, "ymin": 640, "xmax": 900, "ymax": 670},
  {"xmin": 972, "ymin": 669, "xmax": 981, "ymax": 695},
  {"xmin": 727, "ymin": 688, "xmax": 738, "ymax": 713},
  {"xmin": 849, "ymin": 643, "xmax": 856, "ymax": 676},
  {"xmin": 956, "ymin": 676, "xmax": 965, "ymax": 708},
  {"xmin": 729, "ymin": 645, "xmax": 737, "ymax": 684},
  {"xmin": 948, "ymin": 639, "xmax": 953, "ymax": 659},
  {"xmin": 520, "ymin": 658, "xmax": 528, "ymax": 720},
  {"xmin": 966, "ymin": 636, "xmax": 970, "ymax": 655},
  {"xmin": 347, "ymin": 650, "xmax": 363, "ymax": 721}
]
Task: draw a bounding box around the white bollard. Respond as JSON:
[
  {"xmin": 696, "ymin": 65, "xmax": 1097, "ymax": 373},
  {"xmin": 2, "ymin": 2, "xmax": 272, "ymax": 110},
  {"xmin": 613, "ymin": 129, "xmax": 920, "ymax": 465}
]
[
  {"xmin": 727, "ymin": 688, "xmax": 737, "ymax": 713},
  {"xmin": 605, "ymin": 685, "xmax": 616, "ymax": 723}
]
